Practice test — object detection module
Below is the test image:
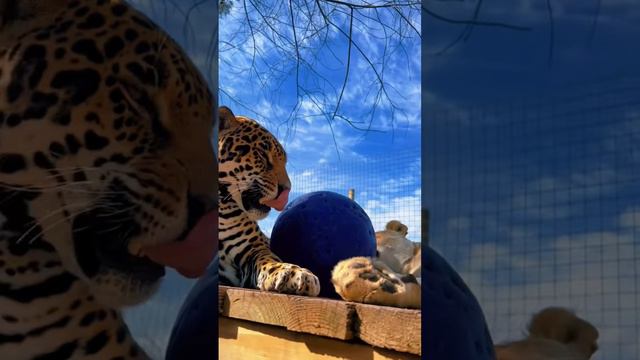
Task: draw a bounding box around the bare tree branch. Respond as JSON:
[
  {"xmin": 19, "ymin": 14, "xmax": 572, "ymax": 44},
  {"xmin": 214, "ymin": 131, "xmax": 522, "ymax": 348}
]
[
  {"xmin": 588, "ymin": 0, "xmax": 601, "ymax": 47},
  {"xmin": 220, "ymin": 0, "xmax": 421, "ymax": 141},
  {"xmin": 546, "ymin": 0, "xmax": 554, "ymax": 68},
  {"xmin": 332, "ymin": 7, "xmax": 353, "ymax": 121},
  {"xmin": 422, "ymin": 5, "xmax": 531, "ymax": 31}
]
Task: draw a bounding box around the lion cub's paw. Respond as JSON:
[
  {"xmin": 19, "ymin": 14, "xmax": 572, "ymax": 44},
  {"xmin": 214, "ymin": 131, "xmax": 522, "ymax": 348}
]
[{"xmin": 331, "ymin": 256, "xmax": 421, "ymax": 309}]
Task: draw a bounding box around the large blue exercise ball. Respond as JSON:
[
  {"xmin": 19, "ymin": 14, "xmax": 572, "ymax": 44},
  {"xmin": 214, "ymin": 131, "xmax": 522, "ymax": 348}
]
[
  {"xmin": 165, "ymin": 257, "xmax": 218, "ymax": 360},
  {"xmin": 270, "ymin": 191, "xmax": 376, "ymax": 299},
  {"xmin": 425, "ymin": 246, "xmax": 495, "ymax": 360}
]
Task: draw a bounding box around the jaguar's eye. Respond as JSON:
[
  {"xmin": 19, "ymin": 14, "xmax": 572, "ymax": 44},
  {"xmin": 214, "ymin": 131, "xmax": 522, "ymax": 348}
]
[
  {"xmin": 263, "ymin": 151, "xmax": 274, "ymax": 170},
  {"xmin": 118, "ymin": 78, "xmax": 170, "ymax": 146}
]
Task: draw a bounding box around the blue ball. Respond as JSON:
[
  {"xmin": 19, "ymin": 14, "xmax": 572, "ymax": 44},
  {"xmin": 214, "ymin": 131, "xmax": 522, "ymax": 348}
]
[
  {"xmin": 424, "ymin": 246, "xmax": 495, "ymax": 360},
  {"xmin": 165, "ymin": 257, "xmax": 218, "ymax": 360},
  {"xmin": 270, "ymin": 191, "xmax": 376, "ymax": 298}
]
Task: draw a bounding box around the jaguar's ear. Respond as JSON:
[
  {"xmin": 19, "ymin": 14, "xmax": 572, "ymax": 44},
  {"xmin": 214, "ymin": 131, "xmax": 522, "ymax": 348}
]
[
  {"xmin": 219, "ymin": 106, "xmax": 239, "ymax": 136},
  {"xmin": 0, "ymin": 1, "xmax": 66, "ymax": 30}
]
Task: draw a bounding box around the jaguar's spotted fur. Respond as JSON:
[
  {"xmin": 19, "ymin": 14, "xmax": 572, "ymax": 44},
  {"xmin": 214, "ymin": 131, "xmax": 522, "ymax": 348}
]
[
  {"xmin": 218, "ymin": 106, "xmax": 320, "ymax": 296},
  {"xmin": 0, "ymin": 1, "xmax": 215, "ymax": 358}
]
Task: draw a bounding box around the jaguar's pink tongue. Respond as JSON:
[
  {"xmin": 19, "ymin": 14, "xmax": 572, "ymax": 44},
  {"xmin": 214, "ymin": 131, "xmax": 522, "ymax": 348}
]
[
  {"xmin": 142, "ymin": 211, "xmax": 217, "ymax": 278},
  {"xmin": 261, "ymin": 188, "xmax": 290, "ymax": 211}
]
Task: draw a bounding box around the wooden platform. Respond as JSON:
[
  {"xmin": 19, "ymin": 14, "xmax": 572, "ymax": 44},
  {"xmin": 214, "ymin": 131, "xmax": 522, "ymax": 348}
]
[{"xmin": 218, "ymin": 286, "xmax": 421, "ymax": 359}]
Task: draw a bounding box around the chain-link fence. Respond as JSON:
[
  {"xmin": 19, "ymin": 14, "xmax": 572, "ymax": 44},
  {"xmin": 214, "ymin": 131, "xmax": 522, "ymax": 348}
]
[
  {"xmin": 123, "ymin": 272, "xmax": 197, "ymax": 359},
  {"xmin": 426, "ymin": 77, "xmax": 640, "ymax": 360},
  {"xmin": 259, "ymin": 148, "xmax": 422, "ymax": 243}
]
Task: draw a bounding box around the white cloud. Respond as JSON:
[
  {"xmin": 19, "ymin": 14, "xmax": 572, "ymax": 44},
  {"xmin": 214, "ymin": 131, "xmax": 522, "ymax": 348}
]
[
  {"xmin": 429, "ymin": 0, "xmax": 640, "ymax": 27},
  {"xmin": 445, "ymin": 209, "xmax": 640, "ymax": 360},
  {"xmin": 258, "ymin": 150, "xmax": 422, "ymax": 242},
  {"xmin": 363, "ymin": 188, "xmax": 422, "ymax": 241},
  {"xmin": 513, "ymin": 168, "xmax": 620, "ymax": 221},
  {"xmin": 447, "ymin": 216, "xmax": 471, "ymax": 231},
  {"xmin": 219, "ymin": 0, "xmax": 421, "ymax": 143},
  {"xmin": 620, "ymin": 208, "xmax": 640, "ymax": 228}
]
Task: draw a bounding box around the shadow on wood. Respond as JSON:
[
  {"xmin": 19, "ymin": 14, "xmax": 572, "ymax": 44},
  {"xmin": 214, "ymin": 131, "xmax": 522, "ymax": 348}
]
[
  {"xmin": 219, "ymin": 316, "xmax": 419, "ymax": 360},
  {"xmin": 219, "ymin": 286, "xmax": 421, "ymax": 357}
]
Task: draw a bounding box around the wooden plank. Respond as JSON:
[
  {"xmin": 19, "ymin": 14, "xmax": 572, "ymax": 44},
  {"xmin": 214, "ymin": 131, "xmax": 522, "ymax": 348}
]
[
  {"xmin": 219, "ymin": 285, "xmax": 354, "ymax": 340},
  {"xmin": 354, "ymin": 303, "xmax": 422, "ymax": 355},
  {"xmin": 219, "ymin": 316, "xmax": 420, "ymax": 360},
  {"xmin": 219, "ymin": 285, "xmax": 422, "ymax": 356}
]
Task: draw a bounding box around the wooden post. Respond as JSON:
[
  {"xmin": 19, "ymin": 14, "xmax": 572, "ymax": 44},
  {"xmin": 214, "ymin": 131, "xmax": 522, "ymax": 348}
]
[{"xmin": 348, "ymin": 188, "xmax": 355, "ymax": 200}]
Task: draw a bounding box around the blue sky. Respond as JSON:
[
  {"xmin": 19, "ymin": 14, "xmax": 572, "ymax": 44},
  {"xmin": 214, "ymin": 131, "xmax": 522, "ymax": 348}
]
[
  {"xmin": 219, "ymin": 1, "xmax": 422, "ymax": 239},
  {"xmin": 426, "ymin": 1, "xmax": 640, "ymax": 359}
]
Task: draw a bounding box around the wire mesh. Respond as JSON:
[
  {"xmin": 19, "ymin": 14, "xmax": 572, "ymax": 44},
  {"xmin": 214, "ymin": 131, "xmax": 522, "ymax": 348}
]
[
  {"xmin": 259, "ymin": 148, "xmax": 422, "ymax": 243},
  {"xmin": 426, "ymin": 77, "xmax": 640, "ymax": 360},
  {"xmin": 122, "ymin": 271, "xmax": 197, "ymax": 359}
]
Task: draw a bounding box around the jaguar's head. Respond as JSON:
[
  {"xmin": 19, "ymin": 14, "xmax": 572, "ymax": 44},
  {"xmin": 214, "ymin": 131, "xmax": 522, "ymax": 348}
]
[
  {"xmin": 218, "ymin": 106, "xmax": 291, "ymax": 221},
  {"xmin": 0, "ymin": 0, "xmax": 217, "ymax": 307}
]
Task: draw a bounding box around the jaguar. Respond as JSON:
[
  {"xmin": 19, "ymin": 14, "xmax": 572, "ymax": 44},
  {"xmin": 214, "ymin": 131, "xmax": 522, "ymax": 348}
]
[
  {"xmin": 0, "ymin": 0, "xmax": 216, "ymax": 358},
  {"xmin": 217, "ymin": 106, "xmax": 320, "ymax": 296}
]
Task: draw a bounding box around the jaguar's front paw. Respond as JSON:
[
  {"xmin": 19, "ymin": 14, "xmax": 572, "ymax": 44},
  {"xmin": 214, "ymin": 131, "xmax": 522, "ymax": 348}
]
[{"xmin": 258, "ymin": 263, "xmax": 320, "ymax": 296}]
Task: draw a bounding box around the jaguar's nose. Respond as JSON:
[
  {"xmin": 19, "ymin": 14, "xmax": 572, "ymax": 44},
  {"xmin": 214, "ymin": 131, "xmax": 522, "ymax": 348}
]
[{"xmin": 276, "ymin": 184, "xmax": 290, "ymax": 198}]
